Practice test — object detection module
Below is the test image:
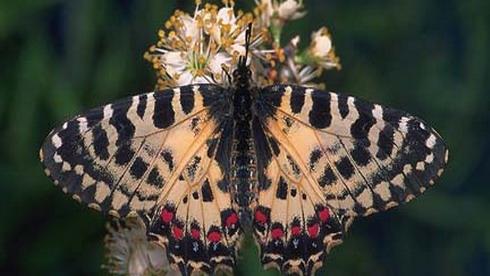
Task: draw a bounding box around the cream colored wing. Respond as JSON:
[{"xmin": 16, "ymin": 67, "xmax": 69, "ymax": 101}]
[
  {"xmin": 251, "ymin": 84, "xmax": 448, "ymax": 275},
  {"xmin": 40, "ymin": 84, "xmax": 241, "ymax": 274}
]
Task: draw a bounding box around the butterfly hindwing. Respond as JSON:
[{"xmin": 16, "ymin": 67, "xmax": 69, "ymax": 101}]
[
  {"xmin": 147, "ymin": 118, "xmax": 241, "ymax": 274},
  {"xmin": 252, "ymin": 84, "xmax": 448, "ymax": 274},
  {"xmin": 252, "ymin": 116, "xmax": 351, "ymax": 274},
  {"xmin": 40, "ymin": 84, "xmax": 241, "ymax": 274}
]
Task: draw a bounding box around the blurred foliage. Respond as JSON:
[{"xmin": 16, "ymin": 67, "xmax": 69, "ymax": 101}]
[{"xmin": 0, "ymin": 0, "xmax": 489, "ymax": 275}]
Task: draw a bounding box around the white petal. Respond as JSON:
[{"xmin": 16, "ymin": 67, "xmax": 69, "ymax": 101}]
[
  {"xmin": 162, "ymin": 52, "xmax": 186, "ymax": 67},
  {"xmin": 257, "ymin": 0, "xmax": 274, "ymax": 27},
  {"xmin": 230, "ymin": 44, "xmax": 246, "ymax": 56},
  {"xmin": 209, "ymin": 26, "xmax": 221, "ymax": 45},
  {"xmin": 208, "ymin": 52, "xmax": 232, "ymax": 74},
  {"xmin": 217, "ymin": 7, "xmax": 236, "ymax": 25},
  {"xmin": 278, "ymin": 0, "xmax": 304, "ymax": 20},
  {"xmin": 177, "ymin": 71, "xmax": 194, "ymax": 86},
  {"xmin": 262, "ymin": 0, "xmax": 274, "ymax": 16},
  {"xmin": 192, "ymin": 75, "xmax": 209, "ymax": 84},
  {"xmin": 180, "ymin": 14, "xmax": 200, "ymax": 47},
  {"xmin": 226, "ymin": 31, "xmax": 246, "ymax": 55},
  {"xmin": 311, "ymin": 28, "xmax": 332, "ymax": 58}
]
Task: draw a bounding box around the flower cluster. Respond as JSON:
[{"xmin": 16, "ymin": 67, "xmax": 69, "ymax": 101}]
[
  {"xmin": 144, "ymin": 0, "xmax": 340, "ymax": 90},
  {"xmin": 144, "ymin": 1, "xmax": 260, "ymax": 89},
  {"xmin": 107, "ymin": 1, "xmax": 341, "ymax": 274}
]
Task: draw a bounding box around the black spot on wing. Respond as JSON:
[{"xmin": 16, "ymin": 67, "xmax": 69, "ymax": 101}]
[
  {"xmin": 109, "ymin": 100, "xmax": 135, "ymax": 146},
  {"xmin": 161, "ymin": 150, "xmax": 174, "ymax": 171},
  {"xmin": 198, "ymin": 84, "xmax": 223, "ymax": 108},
  {"xmin": 179, "ymin": 87, "xmax": 195, "ymax": 115},
  {"xmin": 206, "ymin": 138, "xmax": 219, "ymax": 158},
  {"xmin": 276, "ymin": 177, "xmax": 288, "ymax": 200},
  {"xmin": 382, "ymin": 106, "xmax": 406, "ymax": 123},
  {"xmin": 377, "ymin": 126, "xmax": 394, "ymax": 160},
  {"xmin": 377, "ymin": 106, "xmax": 405, "ymax": 160},
  {"xmin": 92, "ymin": 125, "xmax": 110, "ymax": 160},
  {"xmin": 268, "ymin": 135, "xmax": 280, "ymax": 156},
  {"xmin": 153, "ymin": 89, "xmax": 175, "ymax": 129},
  {"xmin": 286, "ymin": 155, "xmax": 301, "ymax": 176},
  {"xmin": 318, "ymin": 166, "xmax": 336, "ymax": 187},
  {"xmin": 337, "ymin": 94, "xmax": 349, "ymax": 119},
  {"xmin": 350, "ymin": 99, "xmax": 375, "ymax": 141},
  {"xmin": 405, "ymin": 118, "xmax": 432, "ymax": 161},
  {"xmin": 290, "ymin": 86, "xmax": 305, "ymax": 114},
  {"xmin": 85, "ymin": 106, "xmax": 104, "ymax": 128},
  {"xmin": 267, "ymin": 85, "xmax": 284, "ymax": 107},
  {"xmin": 130, "ymin": 157, "xmax": 148, "ymax": 179},
  {"xmin": 186, "ymin": 156, "xmax": 202, "ymax": 180},
  {"xmin": 147, "ymin": 167, "xmax": 165, "ymax": 188},
  {"xmin": 136, "ymin": 94, "xmax": 147, "ymax": 119},
  {"xmin": 115, "ymin": 143, "xmax": 135, "ymax": 166},
  {"xmin": 308, "ymin": 149, "xmax": 323, "ymax": 171},
  {"xmin": 351, "ymin": 143, "xmax": 371, "ymax": 166},
  {"xmin": 309, "ymin": 90, "xmax": 331, "ymax": 129},
  {"xmin": 336, "ymin": 157, "xmax": 354, "ymax": 179},
  {"xmin": 201, "ymin": 179, "xmax": 214, "ymax": 202}
]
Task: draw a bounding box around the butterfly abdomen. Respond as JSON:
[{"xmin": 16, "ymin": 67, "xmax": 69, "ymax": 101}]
[{"xmin": 231, "ymin": 88, "xmax": 256, "ymax": 227}]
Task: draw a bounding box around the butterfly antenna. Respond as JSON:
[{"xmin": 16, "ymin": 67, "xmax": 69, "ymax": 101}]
[
  {"xmin": 245, "ymin": 23, "xmax": 252, "ymax": 62},
  {"xmin": 221, "ymin": 64, "xmax": 232, "ymax": 84},
  {"xmin": 239, "ymin": 23, "xmax": 253, "ymax": 68}
]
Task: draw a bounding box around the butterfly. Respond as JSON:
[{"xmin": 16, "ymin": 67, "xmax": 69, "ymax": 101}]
[{"xmin": 39, "ymin": 26, "xmax": 448, "ymax": 275}]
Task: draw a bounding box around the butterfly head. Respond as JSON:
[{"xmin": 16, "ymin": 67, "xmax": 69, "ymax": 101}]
[{"xmin": 232, "ymin": 23, "xmax": 253, "ymax": 90}]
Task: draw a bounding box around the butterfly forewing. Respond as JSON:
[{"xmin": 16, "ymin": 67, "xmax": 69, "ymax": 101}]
[
  {"xmin": 40, "ymin": 84, "xmax": 241, "ymax": 273},
  {"xmin": 251, "ymin": 84, "xmax": 448, "ymax": 274}
]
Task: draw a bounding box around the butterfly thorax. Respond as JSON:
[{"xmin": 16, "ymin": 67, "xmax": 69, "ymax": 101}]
[{"xmin": 230, "ymin": 62, "xmax": 256, "ymax": 227}]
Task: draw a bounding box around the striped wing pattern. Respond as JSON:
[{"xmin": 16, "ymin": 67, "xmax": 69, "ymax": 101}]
[
  {"xmin": 40, "ymin": 85, "xmax": 241, "ymax": 274},
  {"xmin": 251, "ymin": 84, "xmax": 448, "ymax": 274}
]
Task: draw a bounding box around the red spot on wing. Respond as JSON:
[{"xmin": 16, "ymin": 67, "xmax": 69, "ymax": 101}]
[
  {"xmin": 271, "ymin": 227, "xmax": 284, "ymax": 239},
  {"xmin": 191, "ymin": 228, "xmax": 200, "ymax": 239},
  {"xmin": 291, "ymin": 226, "xmax": 301, "ymax": 236},
  {"xmin": 307, "ymin": 223, "xmax": 319, "ymax": 238},
  {"xmin": 207, "ymin": 231, "xmax": 222, "ymax": 243},
  {"xmin": 172, "ymin": 225, "xmax": 184, "ymax": 240},
  {"xmin": 318, "ymin": 208, "xmax": 330, "ymax": 223},
  {"xmin": 160, "ymin": 209, "xmax": 174, "ymax": 223},
  {"xmin": 226, "ymin": 213, "xmax": 238, "ymax": 227},
  {"xmin": 254, "ymin": 210, "xmax": 267, "ymax": 224}
]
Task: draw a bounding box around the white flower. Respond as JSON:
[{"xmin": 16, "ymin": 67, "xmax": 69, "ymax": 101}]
[
  {"xmin": 310, "ymin": 27, "xmax": 332, "ymax": 59},
  {"xmin": 255, "ymin": 0, "xmax": 274, "ymax": 27},
  {"xmin": 308, "ymin": 27, "xmax": 340, "ymax": 69},
  {"xmin": 145, "ymin": 3, "xmax": 265, "ymax": 89},
  {"xmin": 145, "ymin": 1, "xmax": 339, "ymax": 89},
  {"xmin": 104, "ymin": 217, "xmax": 177, "ymax": 276},
  {"xmin": 255, "ymin": 0, "xmax": 305, "ymax": 27},
  {"xmin": 278, "ymin": 0, "xmax": 306, "ymax": 21}
]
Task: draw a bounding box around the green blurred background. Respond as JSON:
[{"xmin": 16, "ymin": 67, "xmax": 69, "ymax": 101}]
[{"xmin": 0, "ymin": 0, "xmax": 489, "ymax": 275}]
